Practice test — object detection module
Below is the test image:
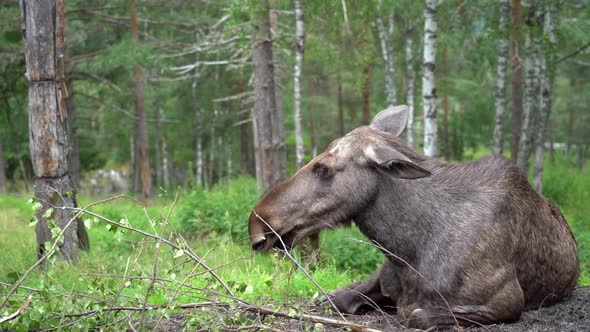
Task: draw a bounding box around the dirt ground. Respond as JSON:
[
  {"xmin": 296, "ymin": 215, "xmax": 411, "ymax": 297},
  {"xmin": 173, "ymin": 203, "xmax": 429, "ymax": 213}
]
[{"xmin": 248, "ymin": 286, "xmax": 590, "ymax": 332}]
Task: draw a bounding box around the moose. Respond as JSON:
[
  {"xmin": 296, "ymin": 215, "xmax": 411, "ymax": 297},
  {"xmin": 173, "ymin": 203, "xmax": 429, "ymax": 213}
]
[{"xmin": 248, "ymin": 106, "xmax": 579, "ymax": 329}]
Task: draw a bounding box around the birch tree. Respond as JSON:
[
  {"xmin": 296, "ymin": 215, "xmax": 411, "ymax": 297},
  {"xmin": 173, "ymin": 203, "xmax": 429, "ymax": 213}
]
[
  {"xmin": 21, "ymin": 0, "xmax": 89, "ymax": 260},
  {"xmin": 423, "ymin": 0, "xmax": 439, "ymax": 157},
  {"xmin": 492, "ymin": 0, "xmax": 511, "ymax": 155},
  {"xmin": 405, "ymin": 23, "xmax": 415, "ymax": 148},
  {"xmin": 516, "ymin": 2, "xmax": 541, "ymax": 174},
  {"xmin": 376, "ymin": 0, "xmax": 396, "ymax": 107},
  {"xmin": 533, "ymin": 3, "xmax": 557, "ymax": 193},
  {"xmin": 510, "ymin": 0, "xmax": 524, "ymax": 160},
  {"xmin": 294, "ymin": 0, "xmax": 305, "ymax": 169}
]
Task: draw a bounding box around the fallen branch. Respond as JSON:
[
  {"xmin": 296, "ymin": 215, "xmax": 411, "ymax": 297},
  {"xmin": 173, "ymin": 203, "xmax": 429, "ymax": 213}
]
[{"xmin": 0, "ymin": 294, "xmax": 32, "ymax": 323}]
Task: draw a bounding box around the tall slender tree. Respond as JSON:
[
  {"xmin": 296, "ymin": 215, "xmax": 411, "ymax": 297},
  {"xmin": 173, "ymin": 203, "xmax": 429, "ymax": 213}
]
[
  {"xmin": 293, "ymin": 0, "xmax": 305, "ymax": 169},
  {"xmin": 131, "ymin": 1, "xmax": 152, "ymax": 199},
  {"xmin": 0, "ymin": 141, "xmax": 6, "ymax": 192},
  {"xmin": 376, "ymin": 0, "xmax": 396, "ymax": 107},
  {"xmin": 405, "ymin": 23, "xmax": 415, "ymax": 148},
  {"xmin": 533, "ymin": 3, "xmax": 557, "ymax": 193},
  {"xmin": 510, "ymin": 0, "xmax": 523, "ymax": 160},
  {"xmin": 493, "ymin": 0, "xmax": 511, "ymax": 155},
  {"xmin": 517, "ymin": 1, "xmax": 541, "ymax": 174},
  {"xmin": 423, "ymin": 0, "xmax": 439, "ymax": 157},
  {"xmin": 251, "ymin": 0, "xmax": 285, "ymax": 192},
  {"xmin": 21, "ymin": 0, "xmax": 88, "ymax": 260}
]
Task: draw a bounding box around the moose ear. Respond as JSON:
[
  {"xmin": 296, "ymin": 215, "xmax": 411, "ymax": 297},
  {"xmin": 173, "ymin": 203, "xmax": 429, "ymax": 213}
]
[
  {"xmin": 369, "ymin": 105, "xmax": 409, "ymax": 137},
  {"xmin": 364, "ymin": 145, "xmax": 430, "ymax": 179}
]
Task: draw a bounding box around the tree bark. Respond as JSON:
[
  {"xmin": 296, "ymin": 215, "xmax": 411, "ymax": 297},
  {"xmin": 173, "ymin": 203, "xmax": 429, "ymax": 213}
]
[
  {"xmin": 208, "ymin": 124, "xmax": 215, "ymax": 189},
  {"xmin": 567, "ymin": 109, "xmax": 574, "ymax": 155},
  {"xmin": 0, "ymin": 141, "xmax": 6, "ymax": 193},
  {"xmin": 227, "ymin": 135, "xmax": 232, "ymax": 182},
  {"xmin": 361, "ymin": 62, "xmax": 372, "ymax": 125},
  {"xmin": 442, "ymin": 46, "xmax": 450, "ymax": 161},
  {"xmin": 376, "ymin": 0, "xmax": 396, "ymax": 107},
  {"xmin": 405, "ymin": 24, "xmax": 415, "ymax": 148},
  {"xmin": 64, "ymin": 62, "xmax": 80, "ymax": 189},
  {"xmin": 252, "ymin": 0, "xmax": 286, "ymax": 193},
  {"xmin": 270, "ymin": 8, "xmax": 287, "ymax": 181},
  {"xmin": 337, "ymin": 72, "xmax": 345, "ymax": 136},
  {"xmin": 422, "ymin": 0, "xmax": 439, "ymax": 157},
  {"xmin": 510, "ymin": 0, "xmax": 523, "ymax": 161},
  {"xmin": 309, "ymin": 79, "xmax": 318, "ymax": 158},
  {"xmin": 533, "ymin": 3, "xmax": 557, "ymax": 193},
  {"xmin": 153, "ymin": 88, "xmax": 162, "ymax": 188},
  {"xmin": 516, "ymin": 1, "xmax": 541, "ymax": 175},
  {"xmin": 493, "ymin": 0, "xmax": 511, "ymax": 155},
  {"xmin": 161, "ymin": 136, "xmax": 170, "ymax": 189},
  {"xmin": 293, "ymin": 0, "xmax": 305, "ymax": 169},
  {"xmin": 22, "ymin": 0, "xmax": 88, "ymax": 260},
  {"xmin": 131, "ymin": 1, "xmax": 152, "ymax": 199}
]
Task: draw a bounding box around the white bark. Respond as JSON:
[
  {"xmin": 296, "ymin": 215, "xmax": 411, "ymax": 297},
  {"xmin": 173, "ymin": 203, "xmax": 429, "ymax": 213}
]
[
  {"xmin": 533, "ymin": 4, "xmax": 557, "ymax": 193},
  {"xmin": 405, "ymin": 25, "xmax": 415, "ymax": 148},
  {"xmin": 227, "ymin": 135, "xmax": 232, "ymax": 182},
  {"xmin": 196, "ymin": 133, "xmax": 203, "ymax": 187},
  {"xmin": 422, "ymin": 0, "xmax": 439, "ymax": 157},
  {"xmin": 376, "ymin": 0, "xmax": 396, "ymax": 107},
  {"xmin": 517, "ymin": 3, "xmax": 541, "ymax": 174},
  {"xmin": 294, "ymin": 0, "xmax": 305, "ymax": 169},
  {"xmin": 217, "ymin": 135, "xmax": 223, "ymax": 183},
  {"xmin": 162, "ymin": 136, "xmax": 170, "ymax": 188},
  {"xmin": 492, "ymin": 0, "xmax": 510, "ymax": 155}
]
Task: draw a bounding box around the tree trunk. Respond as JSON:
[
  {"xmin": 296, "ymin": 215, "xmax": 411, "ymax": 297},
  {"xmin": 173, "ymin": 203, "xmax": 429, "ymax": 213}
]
[
  {"xmin": 293, "ymin": 0, "xmax": 305, "ymax": 169},
  {"xmin": 227, "ymin": 135, "xmax": 232, "ymax": 182},
  {"xmin": 196, "ymin": 133, "xmax": 203, "ymax": 186},
  {"xmin": 442, "ymin": 47, "xmax": 450, "ymax": 161},
  {"xmin": 405, "ymin": 24, "xmax": 415, "ymax": 148},
  {"xmin": 309, "ymin": 79, "xmax": 318, "ymax": 158},
  {"xmin": 208, "ymin": 124, "xmax": 215, "ymax": 189},
  {"xmin": 567, "ymin": 109, "xmax": 574, "ymax": 155},
  {"xmin": 252, "ymin": 0, "xmax": 286, "ymax": 193},
  {"xmin": 422, "ymin": 0, "xmax": 439, "ymax": 157},
  {"xmin": 161, "ymin": 136, "xmax": 170, "ymax": 189},
  {"xmin": 493, "ymin": 0, "xmax": 511, "ymax": 155},
  {"xmin": 577, "ymin": 115, "xmax": 584, "ymax": 170},
  {"xmin": 217, "ymin": 134, "xmax": 224, "ymax": 184},
  {"xmin": 270, "ymin": 7, "xmax": 287, "ymax": 181},
  {"xmin": 516, "ymin": 2, "xmax": 541, "ymax": 175},
  {"xmin": 65, "ymin": 69, "xmax": 81, "ymax": 189},
  {"xmin": 337, "ymin": 72, "xmax": 345, "ymax": 136},
  {"xmin": 150, "ymin": 83, "xmax": 162, "ymax": 188},
  {"xmin": 376, "ymin": 0, "xmax": 396, "ymax": 107},
  {"xmin": 131, "ymin": 1, "xmax": 152, "ymax": 199},
  {"xmin": 510, "ymin": 0, "xmax": 523, "ymax": 161},
  {"xmin": 533, "ymin": 3, "xmax": 557, "ymax": 193},
  {"xmin": 22, "ymin": 0, "xmax": 88, "ymax": 260},
  {"xmin": 361, "ymin": 62, "xmax": 372, "ymax": 125},
  {"xmin": 0, "ymin": 141, "xmax": 6, "ymax": 192}
]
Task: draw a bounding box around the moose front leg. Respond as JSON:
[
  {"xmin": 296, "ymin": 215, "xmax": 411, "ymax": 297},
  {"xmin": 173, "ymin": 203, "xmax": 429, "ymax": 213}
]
[{"xmin": 318, "ymin": 260, "xmax": 398, "ymax": 314}]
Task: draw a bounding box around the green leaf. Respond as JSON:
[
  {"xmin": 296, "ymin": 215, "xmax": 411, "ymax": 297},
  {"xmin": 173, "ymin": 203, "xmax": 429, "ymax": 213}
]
[
  {"xmin": 174, "ymin": 249, "xmax": 184, "ymax": 258},
  {"xmin": 31, "ymin": 202, "xmax": 43, "ymax": 212},
  {"xmin": 42, "ymin": 208, "xmax": 54, "ymax": 218}
]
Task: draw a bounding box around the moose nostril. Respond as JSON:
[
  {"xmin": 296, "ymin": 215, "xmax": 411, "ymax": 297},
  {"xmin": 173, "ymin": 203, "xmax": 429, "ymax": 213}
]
[{"xmin": 252, "ymin": 239, "xmax": 266, "ymax": 251}]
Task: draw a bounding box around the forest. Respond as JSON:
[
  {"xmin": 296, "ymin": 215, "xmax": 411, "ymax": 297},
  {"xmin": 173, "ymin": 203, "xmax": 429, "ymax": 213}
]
[{"xmin": 0, "ymin": 0, "xmax": 589, "ymax": 331}]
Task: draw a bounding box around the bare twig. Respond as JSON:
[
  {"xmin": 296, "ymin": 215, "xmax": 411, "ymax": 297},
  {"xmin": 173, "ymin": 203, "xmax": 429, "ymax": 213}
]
[{"xmin": 0, "ymin": 294, "xmax": 32, "ymax": 323}]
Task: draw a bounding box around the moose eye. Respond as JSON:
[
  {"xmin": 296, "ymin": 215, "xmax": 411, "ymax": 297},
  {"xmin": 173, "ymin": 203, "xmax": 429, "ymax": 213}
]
[{"xmin": 313, "ymin": 164, "xmax": 333, "ymax": 179}]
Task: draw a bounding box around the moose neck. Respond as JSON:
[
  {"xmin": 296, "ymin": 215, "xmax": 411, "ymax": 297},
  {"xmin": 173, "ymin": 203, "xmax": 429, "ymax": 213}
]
[{"xmin": 354, "ymin": 159, "xmax": 451, "ymax": 265}]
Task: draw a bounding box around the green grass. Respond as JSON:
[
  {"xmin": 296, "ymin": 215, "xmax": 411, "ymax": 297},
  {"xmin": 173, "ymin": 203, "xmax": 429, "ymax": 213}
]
[{"xmin": 0, "ymin": 156, "xmax": 588, "ymax": 330}]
